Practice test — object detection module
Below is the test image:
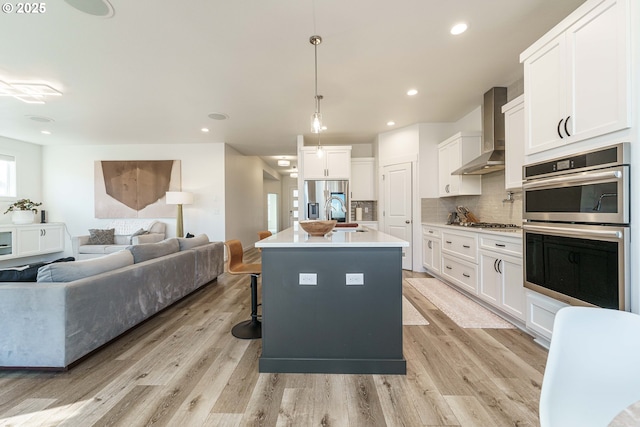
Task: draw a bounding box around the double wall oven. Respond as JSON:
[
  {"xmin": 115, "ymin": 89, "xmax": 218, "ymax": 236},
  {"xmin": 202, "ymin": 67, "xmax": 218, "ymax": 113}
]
[{"xmin": 522, "ymin": 144, "xmax": 630, "ymax": 310}]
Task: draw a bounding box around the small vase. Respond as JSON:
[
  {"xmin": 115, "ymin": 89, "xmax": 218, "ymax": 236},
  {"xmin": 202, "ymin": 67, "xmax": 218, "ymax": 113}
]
[{"xmin": 11, "ymin": 210, "xmax": 35, "ymax": 224}]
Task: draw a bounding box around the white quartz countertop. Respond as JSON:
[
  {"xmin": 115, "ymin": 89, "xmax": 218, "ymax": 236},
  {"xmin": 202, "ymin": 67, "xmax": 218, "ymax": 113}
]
[
  {"xmin": 256, "ymin": 224, "xmax": 409, "ymax": 248},
  {"xmin": 422, "ymin": 222, "xmax": 523, "ymax": 238}
]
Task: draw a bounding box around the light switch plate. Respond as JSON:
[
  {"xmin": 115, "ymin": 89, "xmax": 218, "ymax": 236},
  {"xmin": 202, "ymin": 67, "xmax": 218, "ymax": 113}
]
[
  {"xmin": 299, "ymin": 273, "xmax": 317, "ymax": 285},
  {"xmin": 346, "ymin": 273, "xmax": 364, "ymax": 285}
]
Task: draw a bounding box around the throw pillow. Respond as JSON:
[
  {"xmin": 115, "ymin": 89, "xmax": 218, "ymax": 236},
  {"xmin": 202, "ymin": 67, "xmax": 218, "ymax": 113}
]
[
  {"xmin": 0, "ymin": 257, "xmax": 76, "ymax": 282},
  {"xmin": 127, "ymin": 238, "xmax": 179, "ymax": 263},
  {"xmin": 88, "ymin": 228, "xmax": 115, "ymax": 245},
  {"xmin": 177, "ymin": 234, "xmax": 209, "ymax": 251},
  {"xmin": 129, "ymin": 228, "xmax": 149, "ymax": 244}
]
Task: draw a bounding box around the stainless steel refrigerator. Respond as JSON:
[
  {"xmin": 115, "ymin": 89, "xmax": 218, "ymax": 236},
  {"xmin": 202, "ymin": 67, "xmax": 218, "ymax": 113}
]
[{"xmin": 303, "ymin": 180, "xmax": 349, "ymax": 222}]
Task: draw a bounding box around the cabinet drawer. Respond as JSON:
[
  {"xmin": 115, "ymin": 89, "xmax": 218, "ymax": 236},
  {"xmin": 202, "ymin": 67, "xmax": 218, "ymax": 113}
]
[
  {"xmin": 441, "ymin": 231, "xmax": 477, "ymax": 263},
  {"xmin": 525, "ymin": 290, "xmax": 568, "ymax": 341},
  {"xmin": 441, "ymin": 254, "xmax": 478, "ymax": 294},
  {"xmin": 422, "ymin": 226, "xmax": 441, "ymax": 238},
  {"xmin": 479, "ymin": 235, "xmax": 522, "ymax": 257}
]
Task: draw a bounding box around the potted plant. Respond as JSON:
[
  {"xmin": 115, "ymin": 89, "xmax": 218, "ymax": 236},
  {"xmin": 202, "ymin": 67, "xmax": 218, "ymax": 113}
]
[{"xmin": 4, "ymin": 198, "xmax": 42, "ymax": 224}]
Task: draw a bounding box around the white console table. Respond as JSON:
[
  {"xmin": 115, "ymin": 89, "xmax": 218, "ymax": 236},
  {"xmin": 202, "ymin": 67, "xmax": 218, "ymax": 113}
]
[{"xmin": 0, "ymin": 223, "xmax": 65, "ymax": 260}]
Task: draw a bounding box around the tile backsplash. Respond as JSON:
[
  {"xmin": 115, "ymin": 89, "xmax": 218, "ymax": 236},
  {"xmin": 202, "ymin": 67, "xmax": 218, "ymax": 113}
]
[
  {"xmin": 421, "ymin": 171, "xmax": 523, "ymax": 225},
  {"xmin": 350, "ymin": 200, "xmax": 377, "ymax": 221}
]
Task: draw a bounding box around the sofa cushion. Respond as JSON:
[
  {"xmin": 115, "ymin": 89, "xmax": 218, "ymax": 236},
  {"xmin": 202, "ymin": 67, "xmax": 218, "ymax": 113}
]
[
  {"xmin": 0, "ymin": 257, "xmax": 75, "ymax": 282},
  {"xmin": 36, "ymin": 250, "xmax": 134, "ymax": 283},
  {"xmin": 177, "ymin": 234, "xmax": 209, "ymax": 251},
  {"xmin": 128, "ymin": 238, "xmax": 179, "ymax": 264},
  {"xmin": 88, "ymin": 228, "xmax": 115, "ymax": 245}
]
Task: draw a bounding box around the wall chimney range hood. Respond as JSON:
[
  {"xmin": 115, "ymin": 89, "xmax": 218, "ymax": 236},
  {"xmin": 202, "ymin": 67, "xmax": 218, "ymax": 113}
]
[{"xmin": 452, "ymin": 87, "xmax": 508, "ymax": 175}]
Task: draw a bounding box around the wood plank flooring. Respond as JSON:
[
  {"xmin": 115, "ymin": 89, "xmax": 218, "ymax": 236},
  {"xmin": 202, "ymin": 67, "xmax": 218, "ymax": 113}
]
[{"xmin": 0, "ymin": 249, "xmax": 547, "ymax": 426}]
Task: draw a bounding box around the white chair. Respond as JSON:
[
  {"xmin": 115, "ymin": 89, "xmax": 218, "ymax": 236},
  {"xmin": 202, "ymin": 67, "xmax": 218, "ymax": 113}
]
[{"xmin": 539, "ymin": 306, "xmax": 640, "ymax": 427}]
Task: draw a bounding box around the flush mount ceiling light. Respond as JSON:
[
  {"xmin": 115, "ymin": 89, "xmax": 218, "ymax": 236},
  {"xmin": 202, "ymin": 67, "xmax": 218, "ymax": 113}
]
[
  {"xmin": 277, "ymin": 159, "xmax": 291, "ymax": 167},
  {"xmin": 387, "ymin": 121, "xmax": 396, "ymax": 126},
  {"xmin": 201, "ymin": 128, "xmax": 209, "ymax": 133},
  {"xmin": 290, "ymin": 172, "xmax": 299, "ymax": 178},
  {"xmin": 41, "ymin": 130, "xmax": 51, "ymax": 135},
  {"xmin": 26, "ymin": 115, "xmax": 55, "ymax": 123},
  {"xmin": 208, "ymin": 112, "xmax": 229, "ymax": 120},
  {"xmin": 63, "ymin": 0, "xmax": 114, "ymax": 17},
  {"xmin": 407, "ymin": 89, "xmax": 418, "ymax": 96},
  {"xmin": 0, "ymin": 81, "xmax": 62, "ymax": 104},
  {"xmin": 450, "ymin": 23, "xmax": 468, "ymax": 35}
]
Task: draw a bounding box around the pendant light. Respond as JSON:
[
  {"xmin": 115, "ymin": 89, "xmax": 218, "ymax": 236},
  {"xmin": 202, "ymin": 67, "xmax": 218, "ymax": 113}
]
[{"xmin": 310, "ymin": 35, "xmax": 323, "ymax": 134}]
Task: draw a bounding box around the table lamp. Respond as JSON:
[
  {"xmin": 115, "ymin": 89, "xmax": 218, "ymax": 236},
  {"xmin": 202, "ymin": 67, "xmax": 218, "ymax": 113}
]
[{"xmin": 165, "ymin": 191, "xmax": 194, "ymax": 237}]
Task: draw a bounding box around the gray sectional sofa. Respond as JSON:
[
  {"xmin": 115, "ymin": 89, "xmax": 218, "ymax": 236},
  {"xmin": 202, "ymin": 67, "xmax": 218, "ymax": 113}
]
[{"xmin": 0, "ymin": 234, "xmax": 224, "ymax": 369}]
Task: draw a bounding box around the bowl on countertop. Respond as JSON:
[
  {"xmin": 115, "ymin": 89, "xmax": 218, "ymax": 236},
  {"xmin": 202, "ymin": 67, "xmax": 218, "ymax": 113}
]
[{"xmin": 299, "ymin": 220, "xmax": 337, "ymax": 236}]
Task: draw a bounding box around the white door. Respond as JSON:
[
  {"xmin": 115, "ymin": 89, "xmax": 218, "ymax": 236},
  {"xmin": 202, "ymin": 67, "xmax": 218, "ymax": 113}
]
[{"xmin": 383, "ymin": 162, "xmax": 412, "ymax": 270}]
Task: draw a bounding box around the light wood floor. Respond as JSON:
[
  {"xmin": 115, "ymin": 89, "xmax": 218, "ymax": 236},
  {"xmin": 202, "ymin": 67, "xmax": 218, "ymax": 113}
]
[{"xmin": 0, "ymin": 248, "xmax": 547, "ymax": 427}]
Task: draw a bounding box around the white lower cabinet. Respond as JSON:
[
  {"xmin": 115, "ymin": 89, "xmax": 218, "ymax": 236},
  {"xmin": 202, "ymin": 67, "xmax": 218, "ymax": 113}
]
[
  {"xmin": 525, "ymin": 290, "xmax": 569, "ymax": 346},
  {"xmin": 422, "ymin": 226, "xmax": 441, "ymax": 275},
  {"xmin": 0, "ymin": 223, "xmax": 65, "ymax": 260},
  {"xmin": 441, "ymin": 254, "xmax": 478, "ymax": 294},
  {"xmin": 479, "ymin": 250, "xmax": 524, "ymax": 321}
]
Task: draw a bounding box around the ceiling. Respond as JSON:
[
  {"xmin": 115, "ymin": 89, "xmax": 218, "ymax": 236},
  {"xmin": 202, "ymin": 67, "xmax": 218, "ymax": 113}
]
[{"xmin": 0, "ymin": 0, "xmax": 584, "ymax": 172}]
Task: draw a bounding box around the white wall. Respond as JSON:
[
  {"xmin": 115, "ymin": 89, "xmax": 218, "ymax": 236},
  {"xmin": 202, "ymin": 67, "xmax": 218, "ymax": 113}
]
[
  {"xmin": 224, "ymin": 145, "xmax": 269, "ymax": 249},
  {"xmin": 453, "ymin": 105, "xmax": 482, "ymax": 133},
  {"xmin": 0, "ymin": 136, "xmax": 42, "ymax": 225},
  {"xmin": 42, "ymin": 143, "xmax": 225, "ymax": 256}
]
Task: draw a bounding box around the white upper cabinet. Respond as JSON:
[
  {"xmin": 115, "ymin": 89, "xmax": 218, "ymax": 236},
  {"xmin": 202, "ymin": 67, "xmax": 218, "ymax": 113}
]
[
  {"xmin": 502, "ymin": 95, "xmax": 525, "ymax": 190},
  {"xmin": 438, "ymin": 132, "xmax": 482, "ymax": 197},
  {"xmin": 351, "ymin": 158, "xmax": 376, "ymax": 201},
  {"xmin": 521, "ymin": 0, "xmax": 630, "ymax": 155},
  {"xmin": 302, "ymin": 146, "xmax": 351, "ymax": 180}
]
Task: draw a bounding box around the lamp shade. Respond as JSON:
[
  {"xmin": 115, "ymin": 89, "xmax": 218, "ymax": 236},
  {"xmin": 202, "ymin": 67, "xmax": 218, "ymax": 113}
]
[{"xmin": 165, "ymin": 191, "xmax": 193, "ymax": 205}]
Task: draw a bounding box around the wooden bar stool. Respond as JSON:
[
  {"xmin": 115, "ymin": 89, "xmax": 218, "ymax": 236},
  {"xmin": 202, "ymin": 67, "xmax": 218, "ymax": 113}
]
[{"xmin": 224, "ymin": 239, "xmax": 262, "ymax": 339}]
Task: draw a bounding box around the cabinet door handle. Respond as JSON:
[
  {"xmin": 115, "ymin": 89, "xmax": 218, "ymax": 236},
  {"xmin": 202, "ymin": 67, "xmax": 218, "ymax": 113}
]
[
  {"xmin": 462, "ymin": 244, "xmax": 470, "ymax": 249},
  {"xmin": 495, "ymin": 243, "xmax": 506, "ymax": 247},
  {"xmin": 446, "ymin": 265, "xmax": 452, "ymax": 270},
  {"xmin": 463, "ymin": 273, "xmax": 470, "ymax": 278},
  {"xmin": 557, "ymin": 118, "xmax": 564, "ymax": 139},
  {"xmin": 445, "ymin": 184, "xmax": 450, "ymax": 193},
  {"xmin": 494, "ymin": 258, "xmax": 499, "ymax": 273},
  {"xmin": 428, "ymin": 230, "xmax": 434, "ymax": 234},
  {"xmin": 564, "ymin": 115, "xmax": 571, "ymax": 137},
  {"xmin": 428, "ymin": 240, "xmax": 432, "ymax": 249},
  {"xmin": 497, "ymin": 259, "xmax": 503, "ymax": 274},
  {"xmin": 445, "ymin": 240, "xmax": 452, "ymax": 244}
]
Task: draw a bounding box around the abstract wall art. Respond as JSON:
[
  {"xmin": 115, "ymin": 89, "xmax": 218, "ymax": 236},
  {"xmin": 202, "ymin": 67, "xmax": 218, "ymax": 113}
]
[{"xmin": 94, "ymin": 160, "xmax": 181, "ymax": 218}]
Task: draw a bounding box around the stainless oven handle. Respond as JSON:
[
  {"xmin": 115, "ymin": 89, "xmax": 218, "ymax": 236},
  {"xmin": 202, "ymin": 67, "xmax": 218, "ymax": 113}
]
[
  {"xmin": 523, "ymin": 224, "xmax": 622, "ymax": 239},
  {"xmin": 523, "ymin": 170, "xmax": 622, "ymax": 189}
]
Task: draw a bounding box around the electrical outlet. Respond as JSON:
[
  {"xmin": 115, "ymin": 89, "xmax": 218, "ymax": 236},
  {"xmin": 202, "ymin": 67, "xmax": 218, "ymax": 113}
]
[
  {"xmin": 345, "ymin": 273, "xmax": 364, "ymax": 285},
  {"xmin": 364, "ymin": 207, "xmax": 369, "ymax": 213},
  {"xmin": 299, "ymin": 273, "xmax": 317, "ymax": 285}
]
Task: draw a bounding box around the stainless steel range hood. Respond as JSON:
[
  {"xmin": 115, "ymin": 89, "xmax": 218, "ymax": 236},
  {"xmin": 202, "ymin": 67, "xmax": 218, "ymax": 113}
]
[{"xmin": 452, "ymin": 87, "xmax": 508, "ymax": 175}]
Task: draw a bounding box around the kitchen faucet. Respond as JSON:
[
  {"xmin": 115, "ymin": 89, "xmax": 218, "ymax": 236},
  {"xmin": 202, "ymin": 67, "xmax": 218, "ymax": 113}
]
[{"xmin": 325, "ymin": 195, "xmax": 346, "ymax": 221}]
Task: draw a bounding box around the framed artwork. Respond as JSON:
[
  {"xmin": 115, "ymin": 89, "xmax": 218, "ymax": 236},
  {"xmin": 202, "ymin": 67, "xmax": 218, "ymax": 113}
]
[{"xmin": 94, "ymin": 160, "xmax": 181, "ymax": 218}]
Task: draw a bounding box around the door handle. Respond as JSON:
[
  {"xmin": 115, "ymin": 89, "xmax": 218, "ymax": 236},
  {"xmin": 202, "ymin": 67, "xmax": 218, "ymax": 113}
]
[
  {"xmin": 494, "ymin": 258, "xmax": 498, "ymax": 273},
  {"xmin": 405, "ymin": 220, "xmax": 411, "ymax": 224},
  {"xmin": 445, "ymin": 240, "xmax": 452, "ymax": 244},
  {"xmin": 445, "ymin": 265, "xmax": 452, "ymax": 270},
  {"xmin": 495, "ymin": 243, "xmax": 506, "ymax": 247},
  {"xmin": 462, "ymin": 244, "xmax": 470, "ymax": 249},
  {"xmin": 557, "ymin": 118, "xmax": 564, "ymax": 139},
  {"xmin": 497, "ymin": 259, "xmax": 503, "ymax": 274},
  {"xmin": 463, "ymin": 273, "xmax": 470, "ymax": 278},
  {"xmin": 564, "ymin": 116, "xmax": 571, "ymax": 137},
  {"xmin": 428, "ymin": 240, "xmax": 432, "ymax": 249}
]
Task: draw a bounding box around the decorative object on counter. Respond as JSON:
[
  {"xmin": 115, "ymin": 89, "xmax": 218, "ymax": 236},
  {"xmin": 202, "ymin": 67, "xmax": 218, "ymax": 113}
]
[
  {"xmin": 456, "ymin": 206, "xmax": 479, "ymax": 223},
  {"xmin": 4, "ymin": 198, "xmax": 42, "ymax": 224},
  {"xmin": 407, "ymin": 278, "xmax": 515, "ymax": 329},
  {"xmin": 299, "ymin": 219, "xmax": 336, "ymax": 236}
]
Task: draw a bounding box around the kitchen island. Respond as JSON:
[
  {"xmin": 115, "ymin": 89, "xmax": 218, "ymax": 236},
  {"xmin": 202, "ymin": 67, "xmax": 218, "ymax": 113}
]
[{"xmin": 255, "ymin": 225, "xmax": 409, "ymax": 374}]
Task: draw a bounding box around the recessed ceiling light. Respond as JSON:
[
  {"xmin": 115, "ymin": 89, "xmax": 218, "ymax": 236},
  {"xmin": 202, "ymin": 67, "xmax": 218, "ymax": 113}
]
[
  {"xmin": 26, "ymin": 115, "xmax": 55, "ymax": 123},
  {"xmin": 450, "ymin": 23, "xmax": 468, "ymax": 35},
  {"xmin": 41, "ymin": 130, "xmax": 51, "ymax": 135},
  {"xmin": 277, "ymin": 159, "xmax": 290, "ymax": 167},
  {"xmin": 208, "ymin": 112, "xmax": 229, "ymax": 120},
  {"xmin": 201, "ymin": 128, "xmax": 209, "ymax": 132},
  {"xmin": 387, "ymin": 121, "xmax": 395, "ymax": 126},
  {"xmin": 407, "ymin": 89, "xmax": 418, "ymax": 96},
  {"xmin": 290, "ymin": 172, "xmax": 298, "ymax": 178}
]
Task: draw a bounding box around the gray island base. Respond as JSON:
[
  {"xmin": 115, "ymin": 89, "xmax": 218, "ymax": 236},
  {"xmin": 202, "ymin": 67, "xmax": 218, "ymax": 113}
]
[{"xmin": 256, "ymin": 226, "xmax": 408, "ymax": 375}]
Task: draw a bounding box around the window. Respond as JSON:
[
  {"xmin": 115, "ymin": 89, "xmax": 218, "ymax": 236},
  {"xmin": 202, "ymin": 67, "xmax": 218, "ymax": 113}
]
[{"xmin": 0, "ymin": 155, "xmax": 16, "ymax": 198}]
